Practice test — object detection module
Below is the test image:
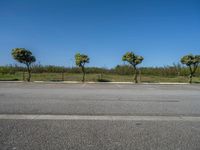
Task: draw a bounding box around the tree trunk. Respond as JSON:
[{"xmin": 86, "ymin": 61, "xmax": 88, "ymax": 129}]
[
  {"xmin": 81, "ymin": 66, "xmax": 85, "ymax": 82},
  {"xmin": 133, "ymin": 66, "xmax": 138, "ymax": 83},
  {"xmin": 26, "ymin": 64, "xmax": 31, "ymax": 82},
  {"xmin": 188, "ymin": 74, "xmax": 192, "ymax": 84},
  {"xmin": 188, "ymin": 65, "xmax": 195, "ymax": 84},
  {"xmin": 139, "ymin": 70, "xmax": 142, "ymax": 83}
]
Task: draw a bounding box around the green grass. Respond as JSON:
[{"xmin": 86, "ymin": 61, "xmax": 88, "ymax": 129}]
[
  {"xmin": 0, "ymin": 72, "xmax": 22, "ymax": 81},
  {"xmin": 0, "ymin": 72, "xmax": 200, "ymax": 83}
]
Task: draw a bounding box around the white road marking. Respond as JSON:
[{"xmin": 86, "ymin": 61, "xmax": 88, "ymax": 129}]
[
  {"xmin": 81, "ymin": 83, "xmax": 87, "ymax": 87},
  {"xmin": 0, "ymin": 115, "xmax": 200, "ymax": 121},
  {"xmin": 115, "ymin": 84, "xmax": 122, "ymax": 88}
]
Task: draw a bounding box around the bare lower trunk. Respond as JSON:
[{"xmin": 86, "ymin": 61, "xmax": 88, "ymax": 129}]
[
  {"xmin": 133, "ymin": 66, "xmax": 138, "ymax": 83},
  {"xmin": 81, "ymin": 66, "xmax": 85, "ymax": 82},
  {"xmin": 188, "ymin": 74, "xmax": 192, "ymax": 84},
  {"xmin": 26, "ymin": 64, "xmax": 31, "ymax": 82},
  {"xmin": 139, "ymin": 70, "xmax": 142, "ymax": 83}
]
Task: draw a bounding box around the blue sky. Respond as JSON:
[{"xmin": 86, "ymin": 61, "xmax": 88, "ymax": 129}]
[{"xmin": 0, "ymin": 0, "xmax": 200, "ymax": 68}]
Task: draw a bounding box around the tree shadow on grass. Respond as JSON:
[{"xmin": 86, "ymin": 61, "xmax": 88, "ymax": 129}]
[
  {"xmin": 97, "ymin": 79, "xmax": 111, "ymax": 82},
  {"xmin": 193, "ymin": 81, "xmax": 200, "ymax": 84},
  {"xmin": 0, "ymin": 79, "xmax": 19, "ymax": 81}
]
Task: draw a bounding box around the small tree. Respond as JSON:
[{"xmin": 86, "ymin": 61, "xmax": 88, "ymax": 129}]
[
  {"xmin": 12, "ymin": 48, "xmax": 36, "ymax": 82},
  {"xmin": 181, "ymin": 54, "xmax": 200, "ymax": 83},
  {"xmin": 75, "ymin": 53, "xmax": 90, "ymax": 82},
  {"xmin": 122, "ymin": 52, "xmax": 144, "ymax": 83}
]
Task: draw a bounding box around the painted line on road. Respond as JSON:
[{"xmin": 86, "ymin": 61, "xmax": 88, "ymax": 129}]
[
  {"xmin": 81, "ymin": 83, "xmax": 87, "ymax": 87},
  {"xmin": 0, "ymin": 115, "xmax": 200, "ymax": 121},
  {"xmin": 115, "ymin": 84, "xmax": 122, "ymax": 88}
]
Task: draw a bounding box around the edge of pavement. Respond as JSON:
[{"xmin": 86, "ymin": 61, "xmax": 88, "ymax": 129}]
[{"xmin": 0, "ymin": 80, "xmax": 191, "ymax": 85}]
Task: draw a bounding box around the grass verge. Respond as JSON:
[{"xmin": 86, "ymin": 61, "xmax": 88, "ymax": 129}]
[{"xmin": 0, "ymin": 72, "xmax": 200, "ymax": 83}]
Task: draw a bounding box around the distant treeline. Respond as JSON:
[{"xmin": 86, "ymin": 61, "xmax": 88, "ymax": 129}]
[{"xmin": 0, "ymin": 64, "xmax": 200, "ymax": 77}]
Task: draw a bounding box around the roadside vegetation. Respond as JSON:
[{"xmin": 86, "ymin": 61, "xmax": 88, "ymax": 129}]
[
  {"xmin": 75, "ymin": 53, "xmax": 90, "ymax": 82},
  {"xmin": 0, "ymin": 64, "xmax": 200, "ymax": 83},
  {"xmin": 122, "ymin": 52, "xmax": 143, "ymax": 83},
  {"xmin": 181, "ymin": 54, "xmax": 200, "ymax": 83},
  {"xmin": 12, "ymin": 48, "xmax": 36, "ymax": 82},
  {"xmin": 0, "ymin": 49, "xmax": 199, "ymax": 83}
]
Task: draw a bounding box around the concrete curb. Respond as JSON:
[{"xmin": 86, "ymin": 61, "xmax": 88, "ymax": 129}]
[
  {"xmin": 0, "ymin": 80, "xmax": 191, "ymax": 85},
  {"xmin": 33, "ymin": 81, "xmax": 134, "ymax": 84}
]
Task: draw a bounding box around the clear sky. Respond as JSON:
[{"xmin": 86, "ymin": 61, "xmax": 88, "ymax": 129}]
[{"xmin": 0, "ymin": 0, "xmax": 200, "ymax": 68}]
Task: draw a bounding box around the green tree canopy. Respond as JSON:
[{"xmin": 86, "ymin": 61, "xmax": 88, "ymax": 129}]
[
  {"xmin": 75, "ymin": 53, "xmax": 89, "ymax": 67},
  {"xmin": 12, "ymin": 48, "xmax": 36, "ymax": 65},
  {"xmin": 122, "ymin": 52, "xmax": 143, "ymax": 66},
  {"xmin": 12, "ymin": 48, "xmax": 36, "ymax": 82},
  {"xmin": 181, "ymin": 54, "xmax": 200, "ymax": 83}
]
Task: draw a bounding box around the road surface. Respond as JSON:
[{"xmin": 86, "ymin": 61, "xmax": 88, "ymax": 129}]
[{"xmin": 0, "ymin": 82, "xmax": 200, "ymax": 150}]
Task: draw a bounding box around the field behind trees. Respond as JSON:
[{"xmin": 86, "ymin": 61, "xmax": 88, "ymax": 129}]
[{"xmin": 0, "ymin": 64, "xmax": 200, "ymax": 83}]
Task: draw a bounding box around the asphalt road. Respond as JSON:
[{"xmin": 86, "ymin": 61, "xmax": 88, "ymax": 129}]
[{"xmin": 0, "ymin": 82, "xmax": 200, "ymax": 150}]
